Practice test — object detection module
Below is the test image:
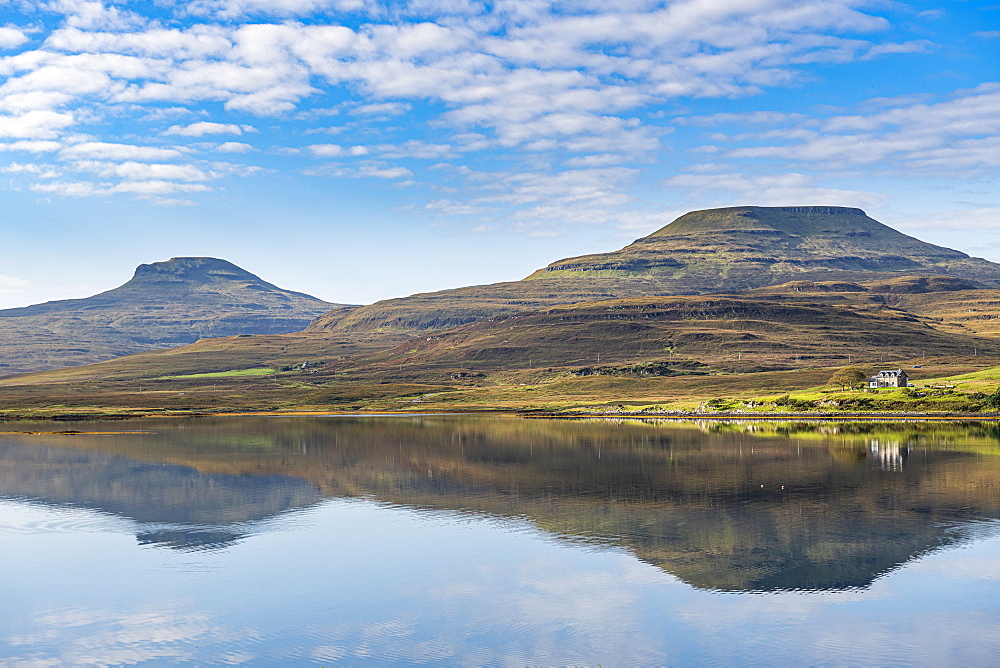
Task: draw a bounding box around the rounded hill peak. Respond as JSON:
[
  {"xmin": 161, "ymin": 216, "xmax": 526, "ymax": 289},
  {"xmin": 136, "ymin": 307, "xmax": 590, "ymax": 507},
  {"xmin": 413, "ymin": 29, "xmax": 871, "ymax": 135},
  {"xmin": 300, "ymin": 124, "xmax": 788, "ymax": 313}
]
[
  {"xmin": 0, "ymin": 256, "xmax": 338, "ymax": 374},
  {"xmin": 131, "ymin": 257, "xmax": 264, "ymax": 284}
]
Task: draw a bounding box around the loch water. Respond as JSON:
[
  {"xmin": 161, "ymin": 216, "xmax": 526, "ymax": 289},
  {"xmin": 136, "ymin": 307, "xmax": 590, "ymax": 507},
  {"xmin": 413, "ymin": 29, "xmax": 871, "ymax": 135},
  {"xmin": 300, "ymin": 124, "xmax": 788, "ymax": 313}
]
[{"xmin": 1, "ymin": 415, "xmax": 999, "ymax": 665}]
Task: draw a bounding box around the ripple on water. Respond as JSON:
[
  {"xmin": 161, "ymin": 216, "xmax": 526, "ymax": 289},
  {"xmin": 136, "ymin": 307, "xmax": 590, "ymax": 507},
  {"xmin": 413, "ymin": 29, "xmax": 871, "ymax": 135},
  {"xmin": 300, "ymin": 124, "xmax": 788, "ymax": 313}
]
[{"xmin": 0, "ymin": 497, "xmax": 132, "ymax": 536}]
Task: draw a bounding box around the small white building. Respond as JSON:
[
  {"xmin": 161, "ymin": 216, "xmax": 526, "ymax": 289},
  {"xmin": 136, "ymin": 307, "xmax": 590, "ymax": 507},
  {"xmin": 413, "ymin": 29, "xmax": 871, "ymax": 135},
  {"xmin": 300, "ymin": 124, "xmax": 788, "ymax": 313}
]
[{"xmin": 869, "ymin": 369, "xmax": 908, "ymax": 389}]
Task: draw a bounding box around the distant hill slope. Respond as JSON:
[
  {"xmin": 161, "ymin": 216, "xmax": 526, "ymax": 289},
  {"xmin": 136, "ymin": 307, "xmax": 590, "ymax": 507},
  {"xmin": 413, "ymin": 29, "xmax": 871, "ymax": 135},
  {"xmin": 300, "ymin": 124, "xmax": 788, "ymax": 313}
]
[
  {"xmin": 327, "ymin": 292, "xmax": 1000, "ymax": 381},
  {"xmin": 0, "ymin": 257, "xmax": 341, "ymax": 374},
  {"xmin": 533, "ymin": 206, "xmax": 1000, "ymax": 287},
  {"xmin": 306, "ymin": 279, "xmax": 669, "ymax": 333},
  {"xmin": 310, "ymin": 206, "xmax": 1000, "ymax": 333}
]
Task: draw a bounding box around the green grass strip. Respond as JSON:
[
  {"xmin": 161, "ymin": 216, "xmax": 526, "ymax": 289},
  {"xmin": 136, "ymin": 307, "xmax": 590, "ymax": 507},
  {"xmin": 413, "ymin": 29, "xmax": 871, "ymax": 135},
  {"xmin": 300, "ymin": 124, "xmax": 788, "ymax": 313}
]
[{"xmin": 159, "ymin": 368, "xmax": 276, "ymax": 379}]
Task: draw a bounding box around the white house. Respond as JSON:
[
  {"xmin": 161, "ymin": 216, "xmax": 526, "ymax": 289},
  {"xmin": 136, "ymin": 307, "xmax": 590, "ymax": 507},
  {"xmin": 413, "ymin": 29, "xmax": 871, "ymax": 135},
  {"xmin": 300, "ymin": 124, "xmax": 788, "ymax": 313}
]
[{"xmin": 869, "ymin": 369, "xmax": 909, "ymax": 389}]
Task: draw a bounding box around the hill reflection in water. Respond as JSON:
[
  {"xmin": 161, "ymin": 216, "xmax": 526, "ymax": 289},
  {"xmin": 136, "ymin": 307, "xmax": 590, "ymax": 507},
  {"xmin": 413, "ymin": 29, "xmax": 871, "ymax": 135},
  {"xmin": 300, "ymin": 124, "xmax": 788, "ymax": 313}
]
[
  {"xmin": 1, "ymin": 416, "xmax": 998, "ymax": 589},
  {"xmin": 0, "ymin": 440, "xmax": 323, "ymax": 551}
]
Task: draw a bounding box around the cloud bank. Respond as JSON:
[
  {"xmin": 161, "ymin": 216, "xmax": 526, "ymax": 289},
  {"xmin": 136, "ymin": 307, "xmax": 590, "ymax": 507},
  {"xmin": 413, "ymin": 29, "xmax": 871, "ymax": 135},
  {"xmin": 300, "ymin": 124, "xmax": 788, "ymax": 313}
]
[{"xmin": 0, "ymin": 0, "xmax": 995, "ymax": 230}]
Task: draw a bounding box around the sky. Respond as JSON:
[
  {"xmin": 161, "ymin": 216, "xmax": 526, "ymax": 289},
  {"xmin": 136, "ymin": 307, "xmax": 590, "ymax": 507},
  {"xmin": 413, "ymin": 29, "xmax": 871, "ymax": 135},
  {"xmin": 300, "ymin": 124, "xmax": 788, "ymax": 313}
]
[{"xmin": 0, "ymin": 0, "xmax": 996, "ymax": 308}]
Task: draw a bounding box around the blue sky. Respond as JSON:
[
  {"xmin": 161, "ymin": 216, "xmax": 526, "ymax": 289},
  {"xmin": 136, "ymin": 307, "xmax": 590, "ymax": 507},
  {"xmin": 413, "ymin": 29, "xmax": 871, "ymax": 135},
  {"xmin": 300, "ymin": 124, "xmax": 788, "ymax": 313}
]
[{"xmin": 0, "ymin": 0, "xmax": 996, "ymax": 307}]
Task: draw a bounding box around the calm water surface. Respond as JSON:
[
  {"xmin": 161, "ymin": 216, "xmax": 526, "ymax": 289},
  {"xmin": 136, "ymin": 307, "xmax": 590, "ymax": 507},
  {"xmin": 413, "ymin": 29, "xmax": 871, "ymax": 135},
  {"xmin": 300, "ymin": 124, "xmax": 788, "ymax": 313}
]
[{"xmin": 1, "ymin": 415, "xmax": 999, "ymax": 665}]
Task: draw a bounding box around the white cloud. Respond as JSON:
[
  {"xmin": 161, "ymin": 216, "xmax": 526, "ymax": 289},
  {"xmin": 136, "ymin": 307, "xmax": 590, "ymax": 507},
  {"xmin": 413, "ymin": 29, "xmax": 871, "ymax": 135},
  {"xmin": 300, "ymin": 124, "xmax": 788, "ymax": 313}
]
[
  {"xmin": 0, "ymin": 53, "xmax": 163, "ymax": 110},
  {"xmin": 358, "ymin": 163, "xmax": 412, "ymax": 179},
  {"xmin": 425, "ymin": 199, "xmax": 486, "ymax": 216},
  {"xmin": 0, "ymin": 273, "xmax": 29, "ymax": 291},
  {"xmin": 350, "ymin": 102, "xmax": 411, "ymax": 116},
  {"xmin": 1, "ymin": 162, "xmax": 60, "ymax": 177},
  {"xmin": 0, "ymin": 140, "xmax": 62, "ymax": 152},
  {"xmin": 184, "ymin": 0, "xmax": 370, "ymax": 19},
  {"xmin": 147, "ymin": 196, "xmax": 199, "ymax": 206},
  {"xmin": 112, "ymin": 46, "xmax": 319, "ymax": 116},
  {"xmin": 306, "ymin": 160, "xmax": 413, "ymax": 180},
  {"xmin": 308, "ymin": 143, "xmax": 369, "ymax": 157},
  {"xmin": 32, "ymin": 177, "xmax": 213, "ymax": 198},
  {"xmin": 0, "ymin": 110, "xmax": 74, "ymax": 139},
  {"xmin": 898, "ymin": 208, "xmax": 1000, "ymax": 232},
  {"xmin": 109, "ymin": 180, "xmax": 213, "ymax": 195},
  {"xmin": 46, "ymin": 26, "xmax": 233, "ymax": 59},
  {"xmin": 375, "ymin": 140, "xmax": 453, "ymax": 159},
  {"xmin": 677, "ymin": 110, "xmax": 810, "ymax": 127},
  {"xmin": 164, "ymin": 121, "xmax": 247, "ymax": 136},
  {"xmin": 664, "ymin": 171, "xmax": 888, "ymax": 210},
  {"xmin": 72, "ymin": 160, "xmax": 210, "ymax": 181},
  {"xmin": 31, "ymin": 179, "xmax": 98, "ymax": 197},
  {"xmin": 564, "ymin": 153, "xmax": 629, "ymax": 167},
  {"xmin": 30, "ymin": 177, "xmax": 213, "ymax": 200},
  {"xmin": 477, "ymin": 167, "xmax": 638, "ymax": 211},
  {"xmin": 60, "ymin": 142, "xmax": 185, "ymax": 161},
  {"xmin": 862, "ymin": 40, "xmax": 932, "ymax": 60},
  {"xmin": 0, "ymin": 27, "xmax": 29, "ymax": 49},
  {"xmin": 713, "ymin": 83, "xmax": 1000, "ymax": 174},
  {"xmin": 426, "ymin": 165, "xmax": 658, "ymax": 233},
  {"xmin": 214, "ymin": 141, "xmax": 253, "ymax": 152}
]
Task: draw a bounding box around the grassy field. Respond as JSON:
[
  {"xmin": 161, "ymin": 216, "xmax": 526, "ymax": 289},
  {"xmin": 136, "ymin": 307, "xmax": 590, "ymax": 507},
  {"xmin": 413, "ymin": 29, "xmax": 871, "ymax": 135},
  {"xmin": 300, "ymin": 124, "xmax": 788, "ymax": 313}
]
[
  {"xmin": 158, "ymin": 368, "xmax": 276, "ymax": 379},
  {"xmin": 1, "ymin": 353, "xmax": 998, "ymax": 419}
]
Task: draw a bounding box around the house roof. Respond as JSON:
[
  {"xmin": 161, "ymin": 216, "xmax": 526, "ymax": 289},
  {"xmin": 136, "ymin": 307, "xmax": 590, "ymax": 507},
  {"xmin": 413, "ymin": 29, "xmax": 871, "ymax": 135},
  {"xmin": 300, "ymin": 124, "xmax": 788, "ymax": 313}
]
[{"xmin": 870, "ymin": 369, "xmax": 907, "ymax": 381}]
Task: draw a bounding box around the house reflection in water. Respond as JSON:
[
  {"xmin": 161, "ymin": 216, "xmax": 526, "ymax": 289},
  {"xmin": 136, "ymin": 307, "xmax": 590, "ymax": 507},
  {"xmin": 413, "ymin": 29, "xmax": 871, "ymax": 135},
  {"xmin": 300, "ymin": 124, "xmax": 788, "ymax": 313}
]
[{"xmin": 870, "ymin": 438, "xmax": 909, "ymax": 472}]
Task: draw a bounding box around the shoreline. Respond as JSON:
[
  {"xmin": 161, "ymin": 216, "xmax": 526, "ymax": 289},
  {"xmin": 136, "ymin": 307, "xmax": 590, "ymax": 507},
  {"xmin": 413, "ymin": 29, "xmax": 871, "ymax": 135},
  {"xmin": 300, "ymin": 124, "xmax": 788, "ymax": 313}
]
[
  {"xmin": 3, "ymin": 408, "xmax": 1000, "ymax": 423},
  {"xmin": 528, "ymin": 412, "xmax": 1000, "ymax": 422}
]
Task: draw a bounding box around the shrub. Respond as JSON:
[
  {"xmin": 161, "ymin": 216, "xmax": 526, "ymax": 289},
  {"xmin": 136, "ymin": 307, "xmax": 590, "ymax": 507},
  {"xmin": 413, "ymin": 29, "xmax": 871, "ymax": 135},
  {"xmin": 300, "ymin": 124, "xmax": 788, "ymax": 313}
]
[
  {"xmin": 985, "ymin": 388, "xmax": 1000, "ymax": 410},
  {"xmin": 829, "ymin": 367, "xmax": 867, "ymax": 390}
]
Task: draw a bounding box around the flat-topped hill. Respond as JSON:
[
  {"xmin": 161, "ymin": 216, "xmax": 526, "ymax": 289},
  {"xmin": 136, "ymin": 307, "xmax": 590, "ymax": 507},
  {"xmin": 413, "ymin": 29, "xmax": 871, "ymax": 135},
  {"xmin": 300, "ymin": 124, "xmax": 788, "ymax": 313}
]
[
  {"xmin": 311, "ymin": 206, "xmax": 1000, "ymax": 334},
  {"xmin": 0, "ymin": 257, "xmax": 341, "ymax": 374},
  {"xmin": 531, "ymin": 206, "xmax": 1000, "ymax": 290}
]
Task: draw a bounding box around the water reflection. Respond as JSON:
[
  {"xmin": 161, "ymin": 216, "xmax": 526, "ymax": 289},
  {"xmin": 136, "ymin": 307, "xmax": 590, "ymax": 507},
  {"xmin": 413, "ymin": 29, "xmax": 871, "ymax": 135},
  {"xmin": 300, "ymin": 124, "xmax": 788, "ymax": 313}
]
[
  {"xmin": 0, "ymin": 440, "xmax": 322, "ymax": 551},
  {"xmin": 1, "ymin": 416, "xmax": 999, "ymax": 591}
]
